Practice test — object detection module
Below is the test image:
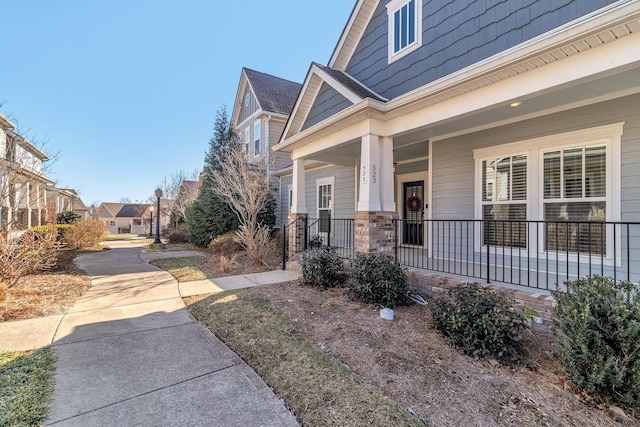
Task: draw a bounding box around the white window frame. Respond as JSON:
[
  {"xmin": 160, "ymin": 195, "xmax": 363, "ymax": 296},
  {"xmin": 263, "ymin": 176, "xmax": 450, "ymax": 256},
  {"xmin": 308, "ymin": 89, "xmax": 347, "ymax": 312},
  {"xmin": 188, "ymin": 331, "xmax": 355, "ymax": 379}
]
[
  {"xmin": 245, "ymin": 93, "xmax": 250, "ymax": 107},
  {"xmin": 473, "ymin": 122, "xmax": 624, "ymax": 263},
  {"xmin": 316, "ymin": 176, "xmax": 335, "ymax": 235},
  {"xmin": 386, "ymin": 0, "xmax": 422, "ymax": 64},
  {"xmin": 244, "ymin": 127, "xmax": 250, "ymax": 154},
  {"xmin": 253, "ymin": 120, "xmax": 261, "ymax": 156}
]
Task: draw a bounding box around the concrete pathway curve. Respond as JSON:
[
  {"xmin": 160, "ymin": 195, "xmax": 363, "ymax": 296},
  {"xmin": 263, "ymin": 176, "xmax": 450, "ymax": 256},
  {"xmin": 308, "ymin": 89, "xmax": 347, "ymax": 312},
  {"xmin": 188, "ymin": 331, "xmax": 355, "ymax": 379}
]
[{"xmin": 41, "ymin": 242, "xmax": 299, "ymax": 426}]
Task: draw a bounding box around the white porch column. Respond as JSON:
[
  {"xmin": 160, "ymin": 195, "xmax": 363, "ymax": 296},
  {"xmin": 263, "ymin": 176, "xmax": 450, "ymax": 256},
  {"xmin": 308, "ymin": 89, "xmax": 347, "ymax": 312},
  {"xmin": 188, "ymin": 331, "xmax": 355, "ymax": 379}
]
[
  {"xmin": 357, "ymin": 134, "xmax": 395, "ymax": 211},
  {"xmin": 358, "ymin": 134, "xmax": 381, "ymax": 211},
  {"xmin": 380, "ymin": 136, "xmax": 396, "ymax": 212},
  {"xmin": 26, "ymin": 182, "xmax": 32, "ymax": 228},
  {"xmin": 291, "ymin": 158, "xmax": 307, "ymax": 214}
]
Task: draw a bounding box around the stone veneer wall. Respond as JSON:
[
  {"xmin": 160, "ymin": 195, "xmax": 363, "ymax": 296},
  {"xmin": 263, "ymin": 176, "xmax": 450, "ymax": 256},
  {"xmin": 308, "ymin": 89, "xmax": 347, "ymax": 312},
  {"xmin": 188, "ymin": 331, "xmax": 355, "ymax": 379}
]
[
  {"xmin": 406, "ymin": 269, "xmax": 556, "ymax": 332},
  {"xmin": 354, "ymin": 211, "xmax": 398, "ymax": 254},
  {"xmin": 287, "ymin": 213, "xmax": 308, "ymax": 255}
]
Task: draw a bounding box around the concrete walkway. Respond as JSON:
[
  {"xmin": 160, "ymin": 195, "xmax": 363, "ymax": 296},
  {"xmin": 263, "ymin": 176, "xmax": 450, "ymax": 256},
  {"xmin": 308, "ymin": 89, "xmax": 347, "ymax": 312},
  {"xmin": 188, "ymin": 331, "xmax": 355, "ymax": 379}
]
[{"xmin": 2, "ymin": 241, "xmax": 300, "ymax": 426}]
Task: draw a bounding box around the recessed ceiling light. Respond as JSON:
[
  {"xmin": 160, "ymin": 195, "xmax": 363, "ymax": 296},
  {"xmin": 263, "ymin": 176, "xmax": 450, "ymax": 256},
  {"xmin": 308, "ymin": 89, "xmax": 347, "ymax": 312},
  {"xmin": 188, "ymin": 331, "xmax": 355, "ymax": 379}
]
[{"xmin": 510, "ymin": 101, "xmax": 522, "ymax": 107}]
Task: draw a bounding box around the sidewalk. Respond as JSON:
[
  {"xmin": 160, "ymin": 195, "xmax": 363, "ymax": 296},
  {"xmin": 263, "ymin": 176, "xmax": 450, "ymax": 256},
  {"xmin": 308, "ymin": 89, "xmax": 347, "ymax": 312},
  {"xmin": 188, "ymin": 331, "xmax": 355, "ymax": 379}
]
[{"xmin": 1, "ymin": 242, "xmax": 299, "ymax": 426}]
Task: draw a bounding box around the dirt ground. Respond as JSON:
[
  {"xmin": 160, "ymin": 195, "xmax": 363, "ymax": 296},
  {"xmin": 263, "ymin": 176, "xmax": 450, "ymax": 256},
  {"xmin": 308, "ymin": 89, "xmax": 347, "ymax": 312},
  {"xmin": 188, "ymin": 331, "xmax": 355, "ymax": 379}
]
[
  {"xmin": 0, "ymin": 251, "xmax": 91, "ymax": 322},
  {"xmin": 250, "ymin": 281, "xmax": 639, "ymax": 427}
]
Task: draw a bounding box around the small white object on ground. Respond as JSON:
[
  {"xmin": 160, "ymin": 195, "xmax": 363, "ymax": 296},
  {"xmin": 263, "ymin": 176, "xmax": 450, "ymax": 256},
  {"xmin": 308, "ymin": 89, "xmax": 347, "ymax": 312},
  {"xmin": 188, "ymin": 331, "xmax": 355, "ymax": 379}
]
[{"xmin": 380, "ymin": 308, "xmax": 394, "ymax": 320}]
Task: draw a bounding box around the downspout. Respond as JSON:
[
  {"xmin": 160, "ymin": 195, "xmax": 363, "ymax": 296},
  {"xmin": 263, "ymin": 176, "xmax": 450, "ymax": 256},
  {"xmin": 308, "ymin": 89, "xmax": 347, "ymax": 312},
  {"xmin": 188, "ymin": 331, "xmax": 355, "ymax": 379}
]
[{"xmin": 265, "ymin": 114, "xmax": 271, "ymax": 182}]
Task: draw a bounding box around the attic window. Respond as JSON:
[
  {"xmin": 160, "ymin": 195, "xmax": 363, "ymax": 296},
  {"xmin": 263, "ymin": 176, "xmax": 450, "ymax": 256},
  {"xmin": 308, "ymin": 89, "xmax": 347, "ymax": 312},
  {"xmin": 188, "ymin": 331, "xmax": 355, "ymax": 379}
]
[
  {"xmin": 387, "ymin": 0, "xmax": 422, "ymax": 63},
  {"xmin": 245, "ymin": 93, "xmax": 250, "ymax": 107}
]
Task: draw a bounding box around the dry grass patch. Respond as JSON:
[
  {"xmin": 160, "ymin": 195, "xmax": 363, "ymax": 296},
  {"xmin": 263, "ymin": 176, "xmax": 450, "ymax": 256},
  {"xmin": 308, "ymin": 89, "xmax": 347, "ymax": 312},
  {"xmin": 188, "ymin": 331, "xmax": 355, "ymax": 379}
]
[
  {"xmin": 186, "ymin": 290, "xmax": 423, "ymax": 426},
  {"xmin": 149, "ymin": 256, "xmax": 208, "ymax": 282}
]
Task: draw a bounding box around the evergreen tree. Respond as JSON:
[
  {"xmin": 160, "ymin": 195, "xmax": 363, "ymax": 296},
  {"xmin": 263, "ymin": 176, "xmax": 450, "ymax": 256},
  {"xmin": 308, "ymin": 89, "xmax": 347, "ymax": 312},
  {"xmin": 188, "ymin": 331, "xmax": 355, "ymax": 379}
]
[{"xmin": 185, "ymin": 108, "xmax": 239, "ymax": 247}]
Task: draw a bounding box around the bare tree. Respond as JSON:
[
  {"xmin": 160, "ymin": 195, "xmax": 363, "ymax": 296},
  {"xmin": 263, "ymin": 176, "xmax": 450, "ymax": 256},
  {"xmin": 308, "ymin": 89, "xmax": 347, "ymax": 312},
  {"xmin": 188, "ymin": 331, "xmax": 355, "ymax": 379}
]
[
  {"xmin": 208, "ymin": 143, "xmax": 272, "ymax": 265},
  {"xmin": 155, "ymin": 169, "xmax": 200, "ymax": 226}
]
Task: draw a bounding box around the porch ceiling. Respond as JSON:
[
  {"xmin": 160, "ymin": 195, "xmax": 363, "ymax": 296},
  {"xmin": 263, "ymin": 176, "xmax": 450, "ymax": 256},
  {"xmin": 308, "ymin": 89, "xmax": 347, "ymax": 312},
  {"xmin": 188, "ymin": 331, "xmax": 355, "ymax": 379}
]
[
  {"xmin": 305, "ymin": 64, "xmax": 640, "ymax": 167},
  {"xmin": 417, "ymin": 64, "xmax": 640, "ymax": 141}
]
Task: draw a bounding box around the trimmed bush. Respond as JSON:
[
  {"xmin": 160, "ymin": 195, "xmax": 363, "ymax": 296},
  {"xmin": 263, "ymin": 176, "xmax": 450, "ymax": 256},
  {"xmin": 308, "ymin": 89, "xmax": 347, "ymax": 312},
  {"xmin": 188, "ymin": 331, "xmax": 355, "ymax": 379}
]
[
  {"xmin": 60, "ymin": 219, "xmax": 105, "ymax": 249},
  {"xmin": 164, "ymin": 224, "xmax": 188, "ymax": 244},
  {"xmin": 552, "ymin": 276, "xmax": 640, "ymax": 410},
  {"xmin": 209, "ymin": 232, "xmax": 242, "ymax": 256},
  {"xmin": 348, "ymin": 254, "xmax": 410, "ymax": 308},
  {"xmin": 300, "ymin": 248, "xmax": 347, "ymax": 290},
  {"xmin": 431, "ymin": 283, "xmax": 528, "ymax": 364}
]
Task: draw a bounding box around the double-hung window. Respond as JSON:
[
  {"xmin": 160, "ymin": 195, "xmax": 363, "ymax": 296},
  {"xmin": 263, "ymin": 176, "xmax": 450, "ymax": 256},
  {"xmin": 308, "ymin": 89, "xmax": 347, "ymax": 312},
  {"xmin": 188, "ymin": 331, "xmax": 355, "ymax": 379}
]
[
  {"xmin": 244, "ymin": 127, "xmax": 250, "ymax": 154},
  {"xmin": 317, "ymin": 177, "xmax": 334, "ymax": 234},
  {"xmin": 254, "ymin": 120, "xmax": 261, "ymax": 156},
  {"xmin": 387, "ymin": 0, "xmax": 422, "ymax": 63},
  {"xmin": 543, "ymin": 145, "xmax": 607, "ymax": 254},
  {"xmin": 481, "ymin": 154, "xmax": 527, "ymax": 248}
]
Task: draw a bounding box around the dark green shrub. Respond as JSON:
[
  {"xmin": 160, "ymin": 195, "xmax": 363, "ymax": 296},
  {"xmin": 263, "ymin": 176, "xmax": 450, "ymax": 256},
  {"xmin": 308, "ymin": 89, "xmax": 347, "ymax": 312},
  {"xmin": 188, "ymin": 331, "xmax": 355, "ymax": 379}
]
[
  {"xmin": 56, "ymin": 211, "xmax": 81, "ymax": 224},
  {"xmin": 300, "ymin": 248, "xmax": 347, "ymax": 290},
  {"xmin": 431, "ymin": 283, "xmax": 527, "ymax": 364},
  {"xmin": 348, "ymin": 254, "xmax": 410, "ymax": 308},
  {"xmin": 209, "ymin": 232, "xmax": 242, "ymax": 256},
  {"xmin": 308, "ymin": 235, "xmax": 323, "ymax": 249},
  {"xmin": 552, "ymin": 276, "xmax": 640, "ymax": 410}
]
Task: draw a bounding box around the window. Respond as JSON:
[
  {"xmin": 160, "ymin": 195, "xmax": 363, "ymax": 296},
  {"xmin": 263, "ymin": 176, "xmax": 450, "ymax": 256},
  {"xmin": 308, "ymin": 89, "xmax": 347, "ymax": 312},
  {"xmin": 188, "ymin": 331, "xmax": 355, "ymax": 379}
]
[
  {"xmin": 474, "ymin": 123, "xmax": 623, "ymax": 256},
  {"xmin": 317, "ymin": 177, "xmax": 334, "ymax": 233},
  {"xmin": 245, "ymin": 93, "xmax": 250, "ymax": 107},
  {"xmin": 244, "ymin": 127, "xmax": 250, "ymax": 154},
  {"xmin": 387, "ymin": 0, "xmax": 422, "ymax": 63},
  {"xmin": 543, "ymin": 145, "xmax": 606, "ymax": 254},
  {"xmin": 254, "ymin": 120, "xmax": 261, "ymax": 156},
  {"xmin": 481, "ymin": 155, "xmax": 527, "ymax": 248}
]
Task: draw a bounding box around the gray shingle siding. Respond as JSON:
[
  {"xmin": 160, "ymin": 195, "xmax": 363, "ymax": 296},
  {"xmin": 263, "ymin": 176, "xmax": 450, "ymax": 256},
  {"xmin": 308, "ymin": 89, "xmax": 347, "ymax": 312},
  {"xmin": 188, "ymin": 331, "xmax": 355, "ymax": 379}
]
[
  {"xmin": 345, "ymin": 0, "xmax": 617, "ymax": 100},
  {"xmin": 302, "ymin": 83, "xmax": 353, "ymax": 131}
]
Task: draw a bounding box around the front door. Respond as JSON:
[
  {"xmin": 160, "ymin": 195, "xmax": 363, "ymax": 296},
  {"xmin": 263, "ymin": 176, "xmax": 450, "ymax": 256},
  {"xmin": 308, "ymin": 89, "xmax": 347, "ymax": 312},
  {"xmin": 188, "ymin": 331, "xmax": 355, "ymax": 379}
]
[{"xmin": 403, "ymin": 180, "xmax": 424, "ymax": 246}]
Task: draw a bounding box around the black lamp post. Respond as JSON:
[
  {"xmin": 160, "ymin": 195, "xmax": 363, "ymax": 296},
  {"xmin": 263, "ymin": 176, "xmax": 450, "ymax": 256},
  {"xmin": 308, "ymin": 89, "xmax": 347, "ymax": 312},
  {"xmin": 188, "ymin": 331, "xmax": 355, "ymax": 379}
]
[
  {"xmin": 148, "ymin": 205, "xmax": 154, "ymax": 237},
  {"xmin": 153, "ymin": 188, "xmax": 162, "ymax": 244}
]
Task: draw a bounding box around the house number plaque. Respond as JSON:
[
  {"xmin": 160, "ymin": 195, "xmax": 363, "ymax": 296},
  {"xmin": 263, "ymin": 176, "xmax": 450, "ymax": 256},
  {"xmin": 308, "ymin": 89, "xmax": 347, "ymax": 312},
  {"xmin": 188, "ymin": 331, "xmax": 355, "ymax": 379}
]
[{"xmin": 361, "ymin": 164, "xmax": 378, "ymax": 184}]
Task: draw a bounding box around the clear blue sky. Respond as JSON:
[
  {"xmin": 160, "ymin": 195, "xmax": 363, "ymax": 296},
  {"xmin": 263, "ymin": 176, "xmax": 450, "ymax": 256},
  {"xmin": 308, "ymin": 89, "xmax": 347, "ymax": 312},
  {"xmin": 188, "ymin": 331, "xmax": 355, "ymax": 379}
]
[{"xmin": 1, "ymin": 1, "xmax": 354, "ymax": 206}]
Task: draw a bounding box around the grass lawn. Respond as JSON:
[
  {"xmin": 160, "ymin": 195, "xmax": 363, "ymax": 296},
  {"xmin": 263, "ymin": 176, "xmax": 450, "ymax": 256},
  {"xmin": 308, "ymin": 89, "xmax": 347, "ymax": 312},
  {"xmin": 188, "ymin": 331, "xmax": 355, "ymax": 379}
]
[
  {"xmin": 0, "ymin": 348, "xmax": 56, "ymax": 426},
  {"xmin": 186, "ymin": 290, "xmax": 423, "ymax": 426},
  {"xmin": 149, "ymin": 256, "xmax": 209, "ymax": 282}
]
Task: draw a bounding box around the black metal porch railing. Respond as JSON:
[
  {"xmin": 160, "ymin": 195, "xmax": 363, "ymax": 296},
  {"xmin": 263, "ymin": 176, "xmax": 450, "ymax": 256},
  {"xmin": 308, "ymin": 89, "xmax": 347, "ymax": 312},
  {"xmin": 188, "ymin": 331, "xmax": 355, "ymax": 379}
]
[
  {"xmin": 282, "ymin": 216, "xmax": 355, "ymax": 269},
  {"xmin": 394, "ymin": 219, "xmax": 640, "ymax": 290}
]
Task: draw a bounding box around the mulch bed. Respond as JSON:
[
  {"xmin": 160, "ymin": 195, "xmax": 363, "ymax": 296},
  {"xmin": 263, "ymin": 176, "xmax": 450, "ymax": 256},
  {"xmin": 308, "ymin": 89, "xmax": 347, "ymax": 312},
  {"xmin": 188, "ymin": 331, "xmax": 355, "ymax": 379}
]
[{"xmin": 249, "ymin": 281, "xmax": 638, "ymax": 427}]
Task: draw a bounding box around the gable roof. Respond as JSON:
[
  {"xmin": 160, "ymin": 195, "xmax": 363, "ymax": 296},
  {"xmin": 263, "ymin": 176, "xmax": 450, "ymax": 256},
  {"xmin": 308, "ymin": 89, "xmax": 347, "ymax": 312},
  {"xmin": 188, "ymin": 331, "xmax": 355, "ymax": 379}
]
[
  {"xmin": 116, "ymin": 204, "xmax": 150, "ymax": 218},
  {"xmin": 99, "ymin": 203, "xmax": 125, "ymax": 217},
  {"xmin": 329, "ymin": 0, "xmax": 378, "ymax": 71},
  {"xmin": 243, "ymin": 68, "xmax": 302, "ymax": 115},
  {"xmin": 281, "ymin": 62, "xmax": 387, "ymax": 139}
]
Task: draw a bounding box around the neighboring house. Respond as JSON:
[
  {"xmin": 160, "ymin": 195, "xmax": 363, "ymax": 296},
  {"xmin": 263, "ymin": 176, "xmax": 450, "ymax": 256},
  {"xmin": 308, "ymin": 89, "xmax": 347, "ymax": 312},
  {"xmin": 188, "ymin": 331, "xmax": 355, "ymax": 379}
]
[
  {"xmin": 0, "ymin": 113, "xmax": 55, "ymax": 229},
  {"xmin": 97, "ymin": 203, "xmax": 149, "ymax": 234},
  {"xmin": 274, "ymin": 0, "xmax": 640, "ymax": 291},
  {"xmin": 46, "ymin": 187, "xmax": 83, "ymax": 218},
  {"xmin": 97, "ymin": 202, "xmax": 170, "ymax": 235},
  {"xmin": 231, "ymin": 68, "xmax": 302, "ymax": 226}
]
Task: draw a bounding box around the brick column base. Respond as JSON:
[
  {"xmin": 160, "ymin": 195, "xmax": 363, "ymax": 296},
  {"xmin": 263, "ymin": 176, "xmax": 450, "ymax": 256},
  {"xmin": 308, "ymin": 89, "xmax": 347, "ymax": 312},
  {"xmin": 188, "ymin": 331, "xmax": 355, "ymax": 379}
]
[
  {"xmin": 287, "ymin": 213, "xmax": 308, "ymax": 254},
  {"xmin": 354, "ymin": 211, "xmax": 398, "ymax": 255}
]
